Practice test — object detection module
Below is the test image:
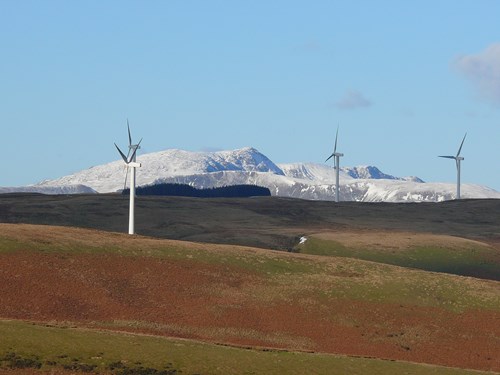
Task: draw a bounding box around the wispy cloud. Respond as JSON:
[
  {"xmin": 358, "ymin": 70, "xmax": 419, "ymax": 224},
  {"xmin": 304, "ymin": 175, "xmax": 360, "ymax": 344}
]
[
  {"xmin": 295, "ymin": 39, "xmax": 321, "ymax": 52},
  {"xmin": 199, "ymin": 146, "xmax": 223, "ymax": 152},
  {"xmin": 334, "ymin": 90, "xmax": 372, "ymax": 110},
  {"xmin": 454, "ymin": 43, "xmax": 500, "ymax": 106},
  {"xmin": 399, "ymin": 108, "xmax": 415, "ymax": 117}
]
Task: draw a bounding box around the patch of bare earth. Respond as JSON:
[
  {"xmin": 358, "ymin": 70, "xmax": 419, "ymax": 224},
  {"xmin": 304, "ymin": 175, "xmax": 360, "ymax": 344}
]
[{"xmin": 0, "ymin": 224, "xmax": 499, "ymax": 372}]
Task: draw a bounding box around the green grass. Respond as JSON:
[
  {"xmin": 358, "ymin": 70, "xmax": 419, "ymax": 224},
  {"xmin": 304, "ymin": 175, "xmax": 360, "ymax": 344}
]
[
  {"xmin": 0, "ymin": 238, "xmax": 27, "ymax": 254},
  {"xmin": 320, "ymin": 272, "xmax": 500, "ymax": 312},
  {"xmin": 298, "ymin": 237, "xmax": 500, "ymax": 280},
  {"xmin": 0, "ymin": 320, "xmax": 489, "ymax": 375}
]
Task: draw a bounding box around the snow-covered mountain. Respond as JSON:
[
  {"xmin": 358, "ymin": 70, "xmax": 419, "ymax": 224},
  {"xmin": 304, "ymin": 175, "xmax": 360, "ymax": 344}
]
[
  {"xmin": 342, "ymin": 166, "xmax": 424, "ymax": 183},
  {"xmin": 0, "ymin": 184, "xmax": 96, "ymax": 195},
  {"xmin": 20, "ymin": 147, "xmax": 500, "ymax": 202},
  {"xmin": 278, "ymin": 163, "xmax": 424, "ymax": 184},
  {"xmin": 36, "ymin": 147, "xmax": 283, "ymax": 194}
]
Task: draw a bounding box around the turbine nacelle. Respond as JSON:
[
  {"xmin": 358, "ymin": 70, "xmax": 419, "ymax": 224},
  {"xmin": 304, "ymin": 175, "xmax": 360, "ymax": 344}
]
[
  {"xmin": 127, "ymin": 162, "xmax": 142, "ymax": 168},
  {"xmin": 115, "ymin": 138, "xmax": 142, "ymax": 165},
  {"xmin": 439, "ymin": 155, "xmax": 464, "ymax": 161}
]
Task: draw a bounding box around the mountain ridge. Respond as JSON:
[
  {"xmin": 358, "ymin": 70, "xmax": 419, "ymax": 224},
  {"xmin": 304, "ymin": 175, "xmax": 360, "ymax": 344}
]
[{"xmin": 4, "ymin": 147, "xmax": 499, "ymax": 202}]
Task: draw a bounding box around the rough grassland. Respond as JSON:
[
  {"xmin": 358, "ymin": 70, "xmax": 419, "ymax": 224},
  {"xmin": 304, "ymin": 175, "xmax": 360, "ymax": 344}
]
[
  {"xmin": 1, "ymin": 194, "xmax": 500, "ymax": 250},
  {"xmin": 0, "ymin": 320, "xmax": 492, "ymax": 375},
  {"xmin": 297, "ymin": 231, "xmax": 500, "ymax": 280},
  {"xmin": 0, "ymin": 224, "xmax": 499, "ymax": 372}
]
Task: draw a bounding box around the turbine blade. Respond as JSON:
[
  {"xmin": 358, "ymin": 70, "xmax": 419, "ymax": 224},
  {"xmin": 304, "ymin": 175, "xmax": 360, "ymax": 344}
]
[
  {"xmin": 325, "ymin": 153, "xmax": 335, "ymax": 163},
  {"xmin": 129, "ymin": 138, "xmax": 142, "ymax": 162},
  {"xmin": 115, "ymin": 143, "xmax": 129, "ymax": 163},
  {"xmin": 334, "ymin": 126, "xmax": 339, "ymax": 154},
  {"xmin": 456, "ymin": 132, "xmax": 467, "ymax": 157},
  {"xmin": 438, "ymin": 155, "xmax": 455, "ymax": 159},
  {"xmin": 127, "ymin": 119, "xmax": 132, "ymax": 146}
]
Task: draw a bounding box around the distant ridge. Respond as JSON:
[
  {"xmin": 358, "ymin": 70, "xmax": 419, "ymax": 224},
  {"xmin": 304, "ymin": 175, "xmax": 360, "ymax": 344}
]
[
  {"xmin": 343, "ymin": 165, "xmax": 424, "ymax": 183},
  {"xmin": 0, "ymin": 184, "xmax": 96, "ymax": 195},
  {"xmin": 8, "ymin": 147, "xmax": 499, "ymax": 202}
]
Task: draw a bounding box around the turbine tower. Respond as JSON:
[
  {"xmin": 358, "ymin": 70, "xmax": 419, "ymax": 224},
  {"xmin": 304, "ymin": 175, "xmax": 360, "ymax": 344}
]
[
  {"xmin": 439, "ymin": 133, "xmax": 466, "ymax": 200},
  {"xmin": 115, "ymin": 125, "xmax": 142, "ymax": 235},
  {"xmin": 325, "ymin": 127, "xmax": 344, "ymax": 202}
]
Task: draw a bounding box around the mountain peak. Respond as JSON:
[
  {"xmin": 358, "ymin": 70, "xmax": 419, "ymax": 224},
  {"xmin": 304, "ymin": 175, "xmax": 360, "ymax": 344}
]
[
  {"xmin": 341, "ymin": 165, "xmax": 424, "ymax": 183},
  {"xmin": 27, "ymin": 146, "xmax": 498, "ymax": 201},
  {"xmin": 37, "ymin": 147, "xmax": 284, "ymax": 193}
]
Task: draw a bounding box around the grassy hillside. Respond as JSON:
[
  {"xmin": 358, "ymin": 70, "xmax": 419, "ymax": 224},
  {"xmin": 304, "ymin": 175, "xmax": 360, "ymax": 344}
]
[
  {"xmin": 297, "ymin": 231, "xmax": 500, "ymax": 280},
  {"xmin": 0, "ymin": 224, "xmax": 499, "ymax": 372},
  {"xmin": 0, "ymin": 320, "xmax": 490, "ymax": 375}
]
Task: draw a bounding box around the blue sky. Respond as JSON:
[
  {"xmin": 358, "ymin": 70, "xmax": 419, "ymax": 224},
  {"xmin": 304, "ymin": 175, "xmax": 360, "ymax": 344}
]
[{"xmin": 2, "ymin": 1, "xmax": 500, "ymax": 190}]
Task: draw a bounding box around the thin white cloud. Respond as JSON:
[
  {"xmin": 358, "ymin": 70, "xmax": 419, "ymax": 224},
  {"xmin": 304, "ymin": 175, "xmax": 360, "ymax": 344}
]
[
  {"xmin": 295, "ymin": 40, "xmax": 321, "ymax": 52},
  {"xmin": 334, "ymin": 90, "xmax": 372, "ymax": 110},
  {"xmin": 454, "ymin": 43, "xmax": 500, "ymax": 106},
  {"xmin": 199, "ymin": 146, "xmax": 223, "ymax": 152}
]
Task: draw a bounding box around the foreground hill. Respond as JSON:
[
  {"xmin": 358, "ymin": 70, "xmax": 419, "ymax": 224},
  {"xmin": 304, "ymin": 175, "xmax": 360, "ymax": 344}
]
[
  {"xmin": 0, "ymin": 224, "xmax": 499, "ymax": 373},
  {"xmin": 0, "ymin": 320, "xmax": 490, "ymax": 375}
]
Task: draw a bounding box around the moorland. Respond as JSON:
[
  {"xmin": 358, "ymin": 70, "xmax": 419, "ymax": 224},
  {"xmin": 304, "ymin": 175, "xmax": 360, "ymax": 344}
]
[{"xmin": 0, "ymin": 193, "xmax": 499, "ymax": 374}]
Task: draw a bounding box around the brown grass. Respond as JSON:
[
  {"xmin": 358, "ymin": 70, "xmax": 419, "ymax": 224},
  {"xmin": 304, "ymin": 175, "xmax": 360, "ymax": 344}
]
[{"xmin": 0, "ymin": 224, "xmax": 499, "ymax": 372}]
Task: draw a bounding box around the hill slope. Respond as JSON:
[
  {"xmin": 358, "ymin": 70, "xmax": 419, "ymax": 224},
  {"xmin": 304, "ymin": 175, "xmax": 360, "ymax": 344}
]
[
  {"xmin": 1, "ymin": 193, "xmax": 499, "ymax": 252},
  {"xmin": 0, "ymin": 320, "xmax": 487, "ymax": 375},
  {"xmin": 0, "ymin": 224, "xmax": 499, "ymax": 372},
  {"xmin": 0, "ymin": 320, "xmax": 490, "ymax": 375}
]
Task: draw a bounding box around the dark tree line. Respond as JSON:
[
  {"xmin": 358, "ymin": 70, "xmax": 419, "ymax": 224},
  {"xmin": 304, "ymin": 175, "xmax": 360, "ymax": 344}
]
[{"xmin": 122, "ymin": 183, "xmax": 271, "ymax": 198}]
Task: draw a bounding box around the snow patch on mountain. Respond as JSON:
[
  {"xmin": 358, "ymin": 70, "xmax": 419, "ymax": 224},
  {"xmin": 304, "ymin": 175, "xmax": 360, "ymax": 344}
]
[
  {"xmin": 278, "ymin": 163, "xmax": 424, "ymax": 184},
  {"xmin": 0, "ymin": 184, "xmax": 96, "ymax": 195},
  {"xmin": 342, "ymin": 165, "xmax": 424, "ymax": 182},
  {"xmin": 15, "ymin": 146, "xmax": 500, "ymax": 202},
  {"xmin": 36, "ymin": 147, "xmax": 283, "ymax": 193},
  {"xmin": 278, "ymin": 162, "xmax": 352, "ymax": 183},
  {"xmin": 151, "ymin": 170, "xmax": 500, "ymax": 202}
]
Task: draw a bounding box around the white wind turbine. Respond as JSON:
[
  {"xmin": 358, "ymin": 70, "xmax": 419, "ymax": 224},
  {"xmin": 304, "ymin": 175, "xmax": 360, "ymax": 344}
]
[
  {"xmin": 115, "ymin": 125, "xmax": 142, "ymax": 235},
  {"xmin": 439, "ymin": 133, "xmax": 466, "ymax": 200},
  {"xmin": 122, "ymin": 120, "xmax": 142, "ymax": 191},
  {"xmin": 325, "ymin": 127, "xmax": 344, "ymax": 202}
]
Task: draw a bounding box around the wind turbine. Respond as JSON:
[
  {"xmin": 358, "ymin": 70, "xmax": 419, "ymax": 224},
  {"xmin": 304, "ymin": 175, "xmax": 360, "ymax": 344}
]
[
  {"xmin": 123, "ymin": 120, "xmax": 141, "ymax": 191},
  {"xmin": 439, "ymin": 133, "xmax": 466, "ymax": 200},
  {"xmin": 325, "ymin": 126, "xmax": 344, "ymax": 202},
  {"xmin": 115, "ymin": 125, "xmax": 142, "ymax": 235}
]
